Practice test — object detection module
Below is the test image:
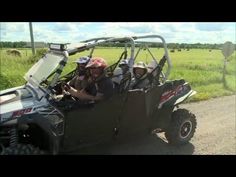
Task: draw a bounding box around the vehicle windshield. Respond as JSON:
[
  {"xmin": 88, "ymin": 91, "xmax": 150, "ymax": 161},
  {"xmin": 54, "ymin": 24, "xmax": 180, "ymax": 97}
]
[{"xmin": 24, "ymin": 53, "xmax": 64, "ymax": 85}]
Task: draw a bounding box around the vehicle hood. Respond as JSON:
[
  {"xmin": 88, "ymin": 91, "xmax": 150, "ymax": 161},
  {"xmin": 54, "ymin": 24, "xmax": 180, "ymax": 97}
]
[
  {"xmin": 0, "ymin": 87, "xmax": 35, "ymax": 123},
  {"xmin": 0, "ymin": 85, "xmax": 24, "ymax": 96},
  {"xmin": 0, "ymin": 98, "xmax": 35, "ymax": 122}
]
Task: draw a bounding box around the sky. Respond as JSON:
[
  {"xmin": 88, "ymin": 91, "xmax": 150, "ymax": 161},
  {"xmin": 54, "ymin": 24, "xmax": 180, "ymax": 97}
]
[{"xmin": 0, "ymin": 22, "xmax": 235, "ymax": 44}]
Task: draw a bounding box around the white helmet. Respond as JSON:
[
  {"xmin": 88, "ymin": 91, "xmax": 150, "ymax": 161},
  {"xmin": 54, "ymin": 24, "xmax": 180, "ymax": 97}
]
[
  {"xmin": 147, "ymin": 60, "xmax": 158, "ymax": 76},
  {"xmin": 75, "ymin": 56, "xmax": 90, "ymax": 64},
  {"xmin": 119, "ymin": 59, "xmax": 129, "ymax": 66}
]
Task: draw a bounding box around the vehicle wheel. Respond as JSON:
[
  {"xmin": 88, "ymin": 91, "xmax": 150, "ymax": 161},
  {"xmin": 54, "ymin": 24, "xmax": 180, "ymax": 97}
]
[
  {"xmin": 1, "ymin": 144, "xmax": 45, "ymax": 155},
  {"xmin": 165, "ymin": 109, "xmax": 196, "ymax": 145}
]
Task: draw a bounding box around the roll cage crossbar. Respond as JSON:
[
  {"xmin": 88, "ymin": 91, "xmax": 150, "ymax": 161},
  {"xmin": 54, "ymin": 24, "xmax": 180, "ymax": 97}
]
[
  {"xmin": 132, "ymin": 35, "xmax": 172, "ymax": 80},
  {"xmin": 47, "ymin": 35, "xmax": 172, "ymax": 90}
]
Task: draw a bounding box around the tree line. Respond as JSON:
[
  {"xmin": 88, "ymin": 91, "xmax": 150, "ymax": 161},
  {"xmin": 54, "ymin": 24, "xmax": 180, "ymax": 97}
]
[
  {"xmin": 99, "ymin": 42, "xmax": 236, "ymax": 50},
  {"xmin": 0, "ymin": 41, "xmax": 235, "ymax": 50},
  {"xmin": 0, "ymin": 41, "xmax": 27, "ymax": 48}
]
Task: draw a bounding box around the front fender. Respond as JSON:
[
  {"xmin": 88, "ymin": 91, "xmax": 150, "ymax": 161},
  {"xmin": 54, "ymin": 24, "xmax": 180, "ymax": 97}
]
[
  {"xmin": 158, "ymin": 81, "xmax": 196, "ymax": 108},
  {"xmin": 174, "ymin": 89, "xmax": 196, "ymax": 106},
  {"xmin": 17, "ymin": 113, "xmax": 63, "ymax": 154}
]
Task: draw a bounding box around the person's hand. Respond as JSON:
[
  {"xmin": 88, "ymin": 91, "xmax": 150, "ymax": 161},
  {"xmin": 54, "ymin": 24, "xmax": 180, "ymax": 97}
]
[
  {"xmin": 60, "ymin": 82, "xmax": 71, "ymax": 95},
  {"xmin": 79, "ymin": 89, "xmax": 87, "ymax": 94},
  {"xmin": 65, "ymin": 86, "xmax": 79, "ymax": 98},
  {"xmin": 63, "ymin": 83, "xmax": 71, "ymax": 92},
  {"xmin": 54, "ymin": 94, "xmax": 64, "ymax": 101}
]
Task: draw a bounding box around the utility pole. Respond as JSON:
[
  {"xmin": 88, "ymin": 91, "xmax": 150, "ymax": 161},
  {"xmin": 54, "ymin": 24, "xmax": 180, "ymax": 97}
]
[{"xmin": 29, "ymin": 22, "xmax": 36, "ymax": 55}]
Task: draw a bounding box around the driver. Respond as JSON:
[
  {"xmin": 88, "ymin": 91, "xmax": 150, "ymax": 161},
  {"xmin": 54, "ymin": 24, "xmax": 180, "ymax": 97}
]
[
  {"xmin": 130, "ymin": 61, "xmax": 150, "ymax": 89},
  {"xmin": 67, "ymin": 57, "xmax": 114, "ymax": 101},
  {"xmin": 55, "ymin": 56, "xmax": 90, "ymax": 100},
  {"xmin": 67, "ymin": 56, "xmax": 90, "ymax": 91}
]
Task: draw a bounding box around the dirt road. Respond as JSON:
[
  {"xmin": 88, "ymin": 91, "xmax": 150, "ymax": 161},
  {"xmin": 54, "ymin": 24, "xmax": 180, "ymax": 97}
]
[{"xmin": 73, "ymin": 95, "xmax": 236, "ymax": 155}]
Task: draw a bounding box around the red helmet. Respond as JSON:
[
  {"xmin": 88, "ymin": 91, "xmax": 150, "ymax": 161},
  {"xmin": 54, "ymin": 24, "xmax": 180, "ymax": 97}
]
[{"xmin": 86, "ymin": 57, "xmax": 108, "ymax": 69}]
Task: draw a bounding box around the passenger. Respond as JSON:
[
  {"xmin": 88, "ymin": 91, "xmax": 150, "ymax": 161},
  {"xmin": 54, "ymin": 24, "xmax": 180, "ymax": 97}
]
[
  {"xmin": 112, "ymin": 59, "xmax": 130, "ymax": 86},
  {"xmin": 66, "ymin": 57, "xmax": 114, "ymax": 101},
  {"xmin": 119, "ymin": 59, "xmax": 130, "ymax": 76},
  {"xmin": 147, "ymin": 60, "xmax": 159, "ymax": 86},
  {"xmin": 130, "ymin": 61, "xmax": 150, "ymax": 90}
]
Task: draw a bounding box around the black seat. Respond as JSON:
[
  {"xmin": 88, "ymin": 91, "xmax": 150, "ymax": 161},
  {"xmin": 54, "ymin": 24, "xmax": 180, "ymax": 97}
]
[{"xmin": 117, "ymin": 72, "xmax": 131, "ymax": 93}]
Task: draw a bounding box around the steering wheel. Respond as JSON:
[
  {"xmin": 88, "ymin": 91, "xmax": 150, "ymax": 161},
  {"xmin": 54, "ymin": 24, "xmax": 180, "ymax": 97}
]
[
  {"xmin": 60, "ymin": 83, "xmax": 79, "ymax": 101},
  {"xmin": 63, "ymin": 93, "xmax": 77, "ymax": 101}
]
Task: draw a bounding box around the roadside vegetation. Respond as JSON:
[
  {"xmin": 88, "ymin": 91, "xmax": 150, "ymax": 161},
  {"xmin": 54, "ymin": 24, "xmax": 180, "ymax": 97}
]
[{"xmin": 0, "ymin": 47, "xmax": 235, "ymax": 102}]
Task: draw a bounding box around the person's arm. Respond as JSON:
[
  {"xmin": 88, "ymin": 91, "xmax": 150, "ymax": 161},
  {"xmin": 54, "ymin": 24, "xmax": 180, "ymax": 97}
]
[
  {"xmin": 68, "ymin": 87, "xmax": 103, "ymax": 101},
  {"xmin": 96, "ymin": 78, "xmax": 114, "ymax": 99},
  {"xmin": 67, "ymin": 76, "xmax": 76, "ymax": 87}
]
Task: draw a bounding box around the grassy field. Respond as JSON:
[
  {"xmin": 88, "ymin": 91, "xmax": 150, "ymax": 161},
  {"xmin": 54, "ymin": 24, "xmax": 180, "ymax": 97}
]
[{"xmin": 0, "ymin": 47, "xmax": 235, "ymax": 102}]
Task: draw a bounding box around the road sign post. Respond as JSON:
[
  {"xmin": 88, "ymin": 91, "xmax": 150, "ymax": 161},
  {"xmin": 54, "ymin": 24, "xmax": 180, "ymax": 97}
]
[{"xmin": 221, "ymin": 41, "xmax": 235, "ymax": 88}]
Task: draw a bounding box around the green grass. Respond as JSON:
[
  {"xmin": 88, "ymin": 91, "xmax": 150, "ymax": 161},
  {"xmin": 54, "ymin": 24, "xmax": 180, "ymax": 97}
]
[{"xmin": 0, "ymin": 48, "xmax": 235, "ymax": 102}]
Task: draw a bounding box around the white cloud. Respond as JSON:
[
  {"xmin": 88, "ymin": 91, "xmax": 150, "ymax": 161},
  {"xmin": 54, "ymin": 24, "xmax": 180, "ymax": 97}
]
[
  {"xmin": 1, "ymin": 22, "xmax": 235, "ymax": 44},
  {"xmin": 52, "ymin": 23, "xmax": 78, "ymax": 32},
  {"xmin": 3, "ymin": 22, "xmax": 28, "ymax": 33},
  {"xmin": 195, "ymin": 23, "xmax": 233, "ymax": 31}
]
